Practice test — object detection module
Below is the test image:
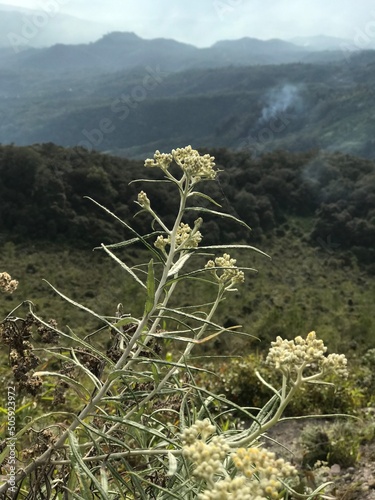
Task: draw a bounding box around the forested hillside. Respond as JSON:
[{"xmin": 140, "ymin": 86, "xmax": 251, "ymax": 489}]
[
  {"xmin": 1, "ymin": 143, "xmax": 374, "ymax": 271},
  {"xmin": 1, "ymin": 50, "xmax": 375, "ymax": 158}
]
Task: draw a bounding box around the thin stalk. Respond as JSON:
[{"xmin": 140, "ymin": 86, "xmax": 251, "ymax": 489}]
[
  {"xmin": 229, "ymin": 367, "xmax": 304, "ymax": 447},
  {"xmin": 81, "ymin": 175, "xmax": 196, "ymax": 459},
  {"xmin": 51, "ymin": 448, "xmax": 182, "ymax": 465},
  {"xmin": 123, "ymin": 285, "xmax": 225, "ymax": 421},
  {"xmin": 0, "ymin": 176, "xmax": 193, "ymax": 494}
]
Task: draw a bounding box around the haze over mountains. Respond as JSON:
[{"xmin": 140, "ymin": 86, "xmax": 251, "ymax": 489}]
[
  {"xmin": 1, "ymin": 3, "xmax": 375, "ymax": 160},
  {"xmin": 0, "ymin": 29, "xmax": 360, "ymax": 74},
  {"xmin": 1, "ymin": 3, "xmax": 375, "ymax": 52},
  {"xmin": 0, "ymin": 3, "xmax": 112, "ymax": 48}
]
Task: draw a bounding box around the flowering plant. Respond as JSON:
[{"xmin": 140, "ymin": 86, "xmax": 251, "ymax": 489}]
[
  {"xmin": 0, "ymin": 147, "xmax": 347, "ymax": 499},
  {"xmin": 0, "ymin": 272, "xmax": 18, "ymax": 294}
]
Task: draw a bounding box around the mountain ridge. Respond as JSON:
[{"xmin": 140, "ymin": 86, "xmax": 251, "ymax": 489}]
[
  {"xmin": 0, "ymin": 29, "xmax": 353, "ymax": 74},
  {"xmin": 2, "ymin": 50, "xmax": 374, "ymax": 159}
]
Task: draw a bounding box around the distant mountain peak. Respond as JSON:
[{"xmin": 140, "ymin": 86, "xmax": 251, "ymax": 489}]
[
  {"xmin": 97, "ymin": 32, "xmax": 141, "ymax": 44},
  {"xmin": 211, "ymin": 37, "xmax": 306, "ymax": 52}
]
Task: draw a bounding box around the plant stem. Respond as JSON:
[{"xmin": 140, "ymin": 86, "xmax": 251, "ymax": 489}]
[
  {"xmin": 123, "ymin": 286, "xmax": 225, "ymax": 421},
  {"xmin": 229, "ymin": 368, "xmax": 304, "ymax": 447},
  {"xmin": 0, "ymin": 173, "xmax": 193, "ymax": 494}
]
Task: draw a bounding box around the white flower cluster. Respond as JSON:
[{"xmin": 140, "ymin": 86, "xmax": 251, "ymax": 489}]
[
  {"xmin": 205, "ymin": 253, "xmax": 245, "ymax": 287},
  {"xmin": 198, "ymin": 476, "xmax": 254, "ymax": 500},
  {"xmin": 181, "ymin": 419, "xmax": 230, "ymax": 481},
  {"xmin": 181, "ymin": 418, "xmax": 216, "ymax": 444},
  {"xmin": 144, "ymin": 146, "xmax": 216, "ymax": 181},
  {"xmin": 144, "ymin": 150, "xmax": 173, "ymax": 170},
  {"xmin": 137, "ymin": 190, "xmax": 151, "ymax": 209},
  {"xmin": 199, "ymin": 447, "xmax": 297, "ymax": 499},
  {"xmin": 181, "ymin": 420, "xmax": 297, "ymax": 500},
  {"xmin": 266, "ymin": 331, "xmax": 348, "ymax": 378},
  {"xmin": 321, "ymin": 352, "xmax": 348, "ymax": 377},
  {"xmin": 172, "ymin": 146, "xmax": 216, "ymax": 181},
  {"xmin": 0, "ymin": 272, "xmax": 18, "ymax": 294},
  {"xmin": 231, "ymin": 447, "xmax": 297, "ymax": 499},
  {"xmin": 155, "ymin": 220, "xmax": 202, "ymax": 251}
]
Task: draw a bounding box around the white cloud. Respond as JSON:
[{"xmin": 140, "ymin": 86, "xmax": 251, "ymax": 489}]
[{"xmin": 2, "ymin": 0, "xmax": 375, "ymax": 47}]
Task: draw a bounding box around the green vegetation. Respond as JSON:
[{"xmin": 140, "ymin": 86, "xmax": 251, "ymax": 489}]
[
  {"xmin": 1, "ymin": 143, "xmax": 375, "ymax": 264},
  {"xmin": 0, "ymin": 143, "xmax": 374, "ymax": 498},
  {"xmin": 0, "ymin": 146, "xmax": 355, "ymax": 498},
  {"xmin": 1, "ymin": 50, "xmax": 375, "ymax": 158},
  {"xmin": 300, "ymin": 417, "xmax": 375, "ymax": 468},
  {"xmin": 1, "ymin": 143, "xmax": 374, "ymax": 354}
]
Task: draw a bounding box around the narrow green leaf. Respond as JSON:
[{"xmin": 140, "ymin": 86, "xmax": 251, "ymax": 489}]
[
  {"xmin": 69, "ymin": 435, "xmax": 94, "ymax": 499},
  {"xmin": 167, "ymin": 253, "xmax": 191, "ymax": 276},
  {"xmin": 63, "ymin": 486, "xmax": 88, "ymax": 500},
  {"xmin": 104, "ymin": 461, "xmax": 132, "ymax": 496},
  {"xmin": 121, "ymin": 357, "xmax": 214, "ymax": 374},
  {"xmin": 146, "ymin": 326, "xmax": 239, "ymax": 344},
  {"xmin": 167, "ymin": 451, "xmax": 178, "ymax": 476},
  {"xmin": 164, "ymin": 265, "xmax": 258, "ymax": 289},
  {"xmin": 120, "ymin": 461, "xmax": 149, "ymax": 500},
  {"xmin": 68, "ymin": 431, "xmax": 108, "ymax": 498},
  {"xmin": 144, "ymin": 259, "xmax": 155, "ymax": 315},
  {"xmin": 187, "ymin": 383, "xmax": 260, "ymax": 424},
  {"xmin": 197, "ymin": 244, "xmax": 271, "ymax": 258},
  {"xmin": 113, "ymin": 316, "xmax": 140, "ymax": 329},
  {"xmin": 37, "ymin": 338, "xmax": 113, "ymax": 367},
  {"xmin": 33, "ymin": 371, "xmax": 91, "ymax": 399},
  {"xmin": 72, "ymin": 417, "xmax": 133, "ymax": 449},
  {"xmin": 185, "ymin": 206, "xmax": 251, "ymax": 231},
  {"xmin": 106, "ymin": 369, "xmax": 143, "ymax": 383},
  {"xmin": 187, "ymin": 191, "xmax": 222, "ymax": 207},
  {"xmin": 101, "ymin": 243, "xmax": 146, "ymax": 289},
  {"xmin": 70, "ymin": 349, "xmax": 103, "ymax": 390},
  {"xmin": 41, "ymin": 281, "xmax": 126, "ymax": 337},
  {"xmin": 27, "ymin": 303, "xmax": 115, "ymax": 361},
  {"xmin": 91, "ymin": 415, "xmax": 176, "ymax": 446},
  {"xmin": 151, "ymin": 363, "xmax": 160, "ymax": 384},
  {"xmin": 158, "ymin": 306, "xmax": 256, "ymax": 338},
  {"xmin": 129, "ymin": 178, "xmax": 171, "ymax": 184},
  {"xmin": 94, "ymin": 230, "xmax": 164, "ymax": 251},
  {"xmin": 100, "ymin": 466, "xmax": 109, "ymax": 494},
  {"xmin": 85, "ymin": 196, "xmax": 161, "ymax": 259}
]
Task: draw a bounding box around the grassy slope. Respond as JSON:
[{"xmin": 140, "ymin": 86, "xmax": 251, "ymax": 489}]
[{"xmin": 1, "ymin": 216, "xmax": 374, "ymax": 359}]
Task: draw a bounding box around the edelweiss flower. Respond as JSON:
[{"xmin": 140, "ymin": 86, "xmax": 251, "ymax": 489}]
[
  {"xmin": 172, "ymin": 146, "xmax": 216, "ymax": 181},
  {"xmin": 182, "ymin": 421, "xmax": 298, "ymax": 500},
  {"xmin": 144, "ymin": 150, "xmax": 173, "ymax": 170},
  {"xmin": 181, "ymin": 419, "xmax": 229, "ymax": 481},
  {"xmin": 205, "ymin": 253, "xmax": 245, "ymax": 287},
  {"xmin": 0, "ymin": 272, "xmax": 18, "ymax": 294},
  {"xmin": 266, "ymin": 331, "xmax": 348, "ymax": 378},
  {"xmin": 154, "ymin": 219, "xmax": 202, "ymax": 251},
  {"xmin": 137, "ymin": 190, "xmax": 151, "ymax": 209},
  {"xmin": 144, "ymin": 146, "xmax": 216, "ymax": 182}
]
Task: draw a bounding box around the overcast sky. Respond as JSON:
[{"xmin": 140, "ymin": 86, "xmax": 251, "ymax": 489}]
[{"xmin": 2, "ymin": 0, "xmax": 375, "ymax": 47}]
